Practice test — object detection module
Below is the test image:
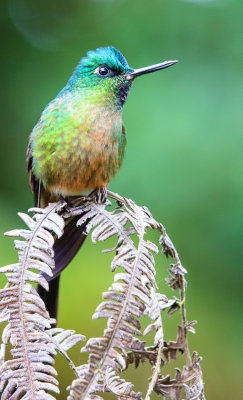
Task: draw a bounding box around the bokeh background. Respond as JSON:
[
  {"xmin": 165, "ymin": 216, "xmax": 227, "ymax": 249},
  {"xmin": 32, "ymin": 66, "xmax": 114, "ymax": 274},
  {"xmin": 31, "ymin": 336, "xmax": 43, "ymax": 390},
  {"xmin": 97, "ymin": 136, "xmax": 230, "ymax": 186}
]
[{"xmin": 1, "ymin": 0, "xmax": 243, "ymax": 398}]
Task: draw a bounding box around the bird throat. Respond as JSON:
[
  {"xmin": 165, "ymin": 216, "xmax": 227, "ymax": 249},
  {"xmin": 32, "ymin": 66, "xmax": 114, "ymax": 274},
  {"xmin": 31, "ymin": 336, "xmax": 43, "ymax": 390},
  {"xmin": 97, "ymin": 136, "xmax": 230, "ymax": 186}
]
[{"xmin": 117, "ymin": 80, "xmax": 133, "ymax": 106}]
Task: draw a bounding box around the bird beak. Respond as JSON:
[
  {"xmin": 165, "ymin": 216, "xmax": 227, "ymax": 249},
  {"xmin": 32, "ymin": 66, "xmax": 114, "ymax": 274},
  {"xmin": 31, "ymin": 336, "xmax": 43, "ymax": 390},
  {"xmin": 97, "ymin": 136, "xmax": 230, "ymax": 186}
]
[{"xmin": 125, "ymin": 60, "xmax": 178, "ymax": 80}]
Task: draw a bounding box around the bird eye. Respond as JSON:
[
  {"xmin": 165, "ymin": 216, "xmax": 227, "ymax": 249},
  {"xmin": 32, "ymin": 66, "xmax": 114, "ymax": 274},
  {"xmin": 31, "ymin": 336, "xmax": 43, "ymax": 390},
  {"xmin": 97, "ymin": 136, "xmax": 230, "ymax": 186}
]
[
  {"xmin": 98, "ymin": 66, "xmax": 109, "ymax": 76},
  {"xmin": 94, "ymin": 65, "xmax": 114, "ymax": 77}
]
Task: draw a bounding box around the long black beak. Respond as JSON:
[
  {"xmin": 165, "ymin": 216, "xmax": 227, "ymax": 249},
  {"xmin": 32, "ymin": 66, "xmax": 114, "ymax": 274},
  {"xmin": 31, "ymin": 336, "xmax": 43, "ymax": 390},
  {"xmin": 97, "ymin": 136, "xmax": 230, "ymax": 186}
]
[{"xmin": 125, "ymin": 60, "xmax": 178, "ymax": 80}]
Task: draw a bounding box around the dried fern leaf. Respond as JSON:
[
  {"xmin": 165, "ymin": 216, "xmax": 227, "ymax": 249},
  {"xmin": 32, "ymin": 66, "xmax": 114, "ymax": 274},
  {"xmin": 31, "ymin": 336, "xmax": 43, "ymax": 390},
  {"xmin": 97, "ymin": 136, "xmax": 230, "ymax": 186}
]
[
  {"xmin": 104, "ymin": 367, "xmax": 142, "ymax": 399},
  {"xmin": 71, "ymin": 192, "xmax": 205, "ymax": 400},
  {"xmin": 154, "ymin": 352, "xmax": 205, "ymax": 400},
  {"xmin": 125, "ymin": 347, "xmax": 159, "ymax": 369},
  {"xmin": 0, "ymin": 204, "xmax": 84, "ymax": 399},
  {"xmin": 163, "ymin": 326, "xmax": 184, "ymax": 363},
  {"xmin": 68, "ymin": 197, "xmax": 166, "ymax": 400}
]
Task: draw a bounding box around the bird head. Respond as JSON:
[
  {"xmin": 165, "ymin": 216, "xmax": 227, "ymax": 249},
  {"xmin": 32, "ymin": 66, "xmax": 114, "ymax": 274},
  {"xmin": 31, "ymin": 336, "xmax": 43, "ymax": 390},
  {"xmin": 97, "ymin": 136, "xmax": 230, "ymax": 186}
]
[{"xmin": 67, "ymin": 46, "xmax": 177, "ymax": 108}]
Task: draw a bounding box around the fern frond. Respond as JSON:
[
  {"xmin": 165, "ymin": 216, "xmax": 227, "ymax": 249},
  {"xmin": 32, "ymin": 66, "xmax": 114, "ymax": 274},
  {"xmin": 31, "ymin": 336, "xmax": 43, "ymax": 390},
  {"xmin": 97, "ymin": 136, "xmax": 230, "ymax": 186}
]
[
  {"xmin": 68, "ymin": 197, "xmax": 164, "ymax": 399},
  {"xmin": 0, "ymin": 204, "xmax": 84, "ymax": 399},
  {"xmin": 154, "ymin": 352, "xmax": 205, "ymax": 400},
  {"xmin": 67, "ymin": 192, "xmax": 205, "ymax": 400}
]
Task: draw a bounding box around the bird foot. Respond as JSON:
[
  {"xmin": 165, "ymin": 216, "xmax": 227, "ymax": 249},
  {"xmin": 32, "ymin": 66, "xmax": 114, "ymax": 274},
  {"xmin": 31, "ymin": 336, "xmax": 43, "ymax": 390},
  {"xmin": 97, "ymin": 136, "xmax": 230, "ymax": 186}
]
[
  {"xmin": 56, "ymin": 196, "xmax": 68, "ymax": 210},
  {"xmin": 57, "ymin": 196, "xmax": 74, "ymax": 217},
  {"xmin": 96, "ymin": 186, "xmax": 108, "ymax": 204}
]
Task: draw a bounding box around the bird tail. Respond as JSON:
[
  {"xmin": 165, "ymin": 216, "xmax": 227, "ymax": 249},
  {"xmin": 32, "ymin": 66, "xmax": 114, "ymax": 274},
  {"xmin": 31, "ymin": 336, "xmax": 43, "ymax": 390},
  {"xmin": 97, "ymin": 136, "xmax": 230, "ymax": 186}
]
[{"xmin": 37, "ymin": 212, "xmax": 88, "ymax": 322}]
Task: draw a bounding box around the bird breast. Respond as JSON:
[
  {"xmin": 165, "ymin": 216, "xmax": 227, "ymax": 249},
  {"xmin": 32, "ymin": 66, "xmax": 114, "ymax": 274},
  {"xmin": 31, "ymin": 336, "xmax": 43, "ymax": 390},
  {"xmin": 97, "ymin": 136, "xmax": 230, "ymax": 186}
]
[{"xmin": 31, "ymin": 98, "xmax": 126, "ymax": 196}]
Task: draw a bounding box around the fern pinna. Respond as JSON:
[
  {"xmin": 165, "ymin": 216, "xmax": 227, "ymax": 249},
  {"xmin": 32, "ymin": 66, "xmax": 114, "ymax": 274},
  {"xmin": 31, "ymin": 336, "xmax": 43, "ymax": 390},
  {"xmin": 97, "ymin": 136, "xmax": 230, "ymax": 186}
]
[{"xmin": 0, "ymin": 192, "xmax": 205, "ymax": 400}]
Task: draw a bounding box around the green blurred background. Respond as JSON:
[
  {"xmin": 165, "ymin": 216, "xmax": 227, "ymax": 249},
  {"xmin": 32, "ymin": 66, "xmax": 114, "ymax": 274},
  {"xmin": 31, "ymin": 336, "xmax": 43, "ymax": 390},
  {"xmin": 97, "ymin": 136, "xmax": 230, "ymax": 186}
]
[{"xmin": 1, "ymin": 0, "xmax": 243, "ymax": 398}]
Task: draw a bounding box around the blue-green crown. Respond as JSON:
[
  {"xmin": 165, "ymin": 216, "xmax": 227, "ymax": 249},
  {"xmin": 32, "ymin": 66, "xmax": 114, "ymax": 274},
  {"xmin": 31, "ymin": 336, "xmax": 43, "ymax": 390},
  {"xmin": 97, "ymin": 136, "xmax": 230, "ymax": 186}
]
[
  {"xmin": 81, "ymin": 46, "xmax": 131, "ymax": 73},
  {"xmin": 66, "ymin": 47, "xmax": 133, "ymax": 88}
]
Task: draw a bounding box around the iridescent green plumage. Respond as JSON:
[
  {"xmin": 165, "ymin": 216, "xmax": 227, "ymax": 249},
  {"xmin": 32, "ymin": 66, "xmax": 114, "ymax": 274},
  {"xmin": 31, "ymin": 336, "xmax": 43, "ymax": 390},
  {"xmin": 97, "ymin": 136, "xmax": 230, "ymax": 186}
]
[{"xmin": 29, "ymin": 47, "xmax": 133, "ymax": 197}]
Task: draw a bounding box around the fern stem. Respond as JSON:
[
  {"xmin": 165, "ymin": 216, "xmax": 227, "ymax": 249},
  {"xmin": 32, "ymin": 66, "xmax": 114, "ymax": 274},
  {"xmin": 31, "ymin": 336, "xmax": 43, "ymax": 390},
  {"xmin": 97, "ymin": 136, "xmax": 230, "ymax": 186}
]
[
  {"xmin": 179, "ymin": 274, "xmax": 191, "ymax": 367},
  {"xmin": 145, "ymin": 341, "xmax": 162, "ymax": 400}
]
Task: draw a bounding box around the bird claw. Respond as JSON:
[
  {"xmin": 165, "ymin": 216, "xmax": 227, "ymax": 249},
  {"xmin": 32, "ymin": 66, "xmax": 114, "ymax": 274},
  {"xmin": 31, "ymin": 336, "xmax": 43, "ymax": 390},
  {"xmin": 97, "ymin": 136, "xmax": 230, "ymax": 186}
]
[
  {"xmin": 96, "ymin": 187, "xmax": 108, "ymax": 204},
  {"xmin": 57, "ymin": 196, "xmax": 68, "ymax": 210},
  {"xmin": 57, "ymin": 188, "xmax": 107, "ymax": 216}
]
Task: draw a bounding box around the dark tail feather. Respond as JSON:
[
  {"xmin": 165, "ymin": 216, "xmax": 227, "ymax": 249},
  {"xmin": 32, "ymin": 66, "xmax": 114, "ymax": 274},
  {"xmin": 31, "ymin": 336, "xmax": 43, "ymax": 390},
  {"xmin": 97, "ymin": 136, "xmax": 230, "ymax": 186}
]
[
  {"xmin": 52, "ymin": 215, "xmax": 88, "ymax": 279},
  {"xmin": 37, "ymin": 215, "xmax": 88, "ymax": 323},
  {"xmin": 38, "ymin": 275, "xmax": 60, "ymax": 320}
]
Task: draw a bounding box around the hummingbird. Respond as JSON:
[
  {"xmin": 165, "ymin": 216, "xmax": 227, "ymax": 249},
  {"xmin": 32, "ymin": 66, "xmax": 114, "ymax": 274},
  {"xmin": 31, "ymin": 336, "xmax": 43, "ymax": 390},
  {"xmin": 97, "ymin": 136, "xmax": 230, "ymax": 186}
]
[{"xmin": 27, "ymin": 46, "xmax": 177, "ymax": 322}]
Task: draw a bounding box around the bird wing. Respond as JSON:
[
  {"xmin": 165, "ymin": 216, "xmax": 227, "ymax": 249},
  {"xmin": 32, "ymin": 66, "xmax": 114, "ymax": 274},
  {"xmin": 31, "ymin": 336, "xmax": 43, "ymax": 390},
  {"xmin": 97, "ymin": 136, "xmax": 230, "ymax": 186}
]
[
  {"xmin": 26, "ymin": 141, "xmax": 59, "ymax": 207},
  {"xmin": 26, "ymin": 141, "xmax": 41, "ymax": 207}
]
